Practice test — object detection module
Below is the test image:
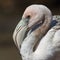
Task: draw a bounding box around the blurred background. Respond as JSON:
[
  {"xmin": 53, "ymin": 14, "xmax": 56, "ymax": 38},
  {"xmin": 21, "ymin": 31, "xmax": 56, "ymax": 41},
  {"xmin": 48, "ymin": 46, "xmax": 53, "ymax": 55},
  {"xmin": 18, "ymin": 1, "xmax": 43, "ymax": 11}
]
[{"xmin": 0, "ymin": 0, "xmax": 60, "ymax": 60}]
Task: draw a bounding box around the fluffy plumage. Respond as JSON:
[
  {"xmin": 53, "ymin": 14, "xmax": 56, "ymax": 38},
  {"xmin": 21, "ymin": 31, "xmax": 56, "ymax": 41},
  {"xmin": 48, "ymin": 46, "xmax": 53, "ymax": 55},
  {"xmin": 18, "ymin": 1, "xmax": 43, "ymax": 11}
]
[{"xmin": 13, "ymin": 4, "xmax": 60, "ymax": 60}]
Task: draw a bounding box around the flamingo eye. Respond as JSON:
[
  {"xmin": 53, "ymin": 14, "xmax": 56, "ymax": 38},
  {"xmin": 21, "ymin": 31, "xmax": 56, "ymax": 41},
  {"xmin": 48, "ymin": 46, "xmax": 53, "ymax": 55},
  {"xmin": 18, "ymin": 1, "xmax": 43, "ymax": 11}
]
[
  {"xmin": 26, "ymin": 15, "xmax": 31, "ymax": 23},
  {"xmin": 26, "ymin": 15, "xmax": 30, "ymax": 19}
]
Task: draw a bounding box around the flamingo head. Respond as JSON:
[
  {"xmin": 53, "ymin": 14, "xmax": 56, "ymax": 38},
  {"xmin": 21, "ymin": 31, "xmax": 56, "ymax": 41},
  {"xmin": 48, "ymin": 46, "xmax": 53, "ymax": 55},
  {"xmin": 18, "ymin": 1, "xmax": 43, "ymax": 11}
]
[{"xmin": 13, "ymin": 4, "xmax": 52, "ymax": 49}]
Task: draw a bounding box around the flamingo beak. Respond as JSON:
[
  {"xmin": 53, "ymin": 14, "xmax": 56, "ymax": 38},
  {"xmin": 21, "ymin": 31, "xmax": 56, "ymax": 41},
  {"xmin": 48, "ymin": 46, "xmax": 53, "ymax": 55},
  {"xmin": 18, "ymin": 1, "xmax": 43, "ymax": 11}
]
[{"xmin": 13, "ymin": 18, "xmax": 29, "ymax": 48}]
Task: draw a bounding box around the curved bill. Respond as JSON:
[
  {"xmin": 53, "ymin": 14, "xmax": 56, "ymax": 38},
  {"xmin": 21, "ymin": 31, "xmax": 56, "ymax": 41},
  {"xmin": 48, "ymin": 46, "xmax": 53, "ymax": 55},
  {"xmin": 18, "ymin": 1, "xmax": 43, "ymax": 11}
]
[{"xmin": 13, "ymin": 18, "xmax": 28, "ymax": 49}]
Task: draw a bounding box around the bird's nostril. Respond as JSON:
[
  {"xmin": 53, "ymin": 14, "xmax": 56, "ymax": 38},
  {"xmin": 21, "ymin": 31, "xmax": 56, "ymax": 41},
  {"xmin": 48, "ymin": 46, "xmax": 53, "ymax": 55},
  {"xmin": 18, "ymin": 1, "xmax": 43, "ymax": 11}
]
[{"xmin": 16, "ymin": 26, "xmax": 22, "ymax": 32}]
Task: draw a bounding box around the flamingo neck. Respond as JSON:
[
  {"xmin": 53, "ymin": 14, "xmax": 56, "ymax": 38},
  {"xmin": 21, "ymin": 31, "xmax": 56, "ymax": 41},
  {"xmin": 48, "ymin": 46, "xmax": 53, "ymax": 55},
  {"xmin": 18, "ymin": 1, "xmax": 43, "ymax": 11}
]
[{"xmin": 20, "ymin": 13, "xmax": 52, "ymax": 59}]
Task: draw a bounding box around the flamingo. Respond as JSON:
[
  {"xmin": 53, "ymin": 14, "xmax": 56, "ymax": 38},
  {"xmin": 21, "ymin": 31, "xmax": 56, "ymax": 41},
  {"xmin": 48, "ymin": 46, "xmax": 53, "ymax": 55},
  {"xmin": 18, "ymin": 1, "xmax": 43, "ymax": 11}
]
[{"xmin": 13, "ymin": 4, "xmax": 60, "ymax": 60}]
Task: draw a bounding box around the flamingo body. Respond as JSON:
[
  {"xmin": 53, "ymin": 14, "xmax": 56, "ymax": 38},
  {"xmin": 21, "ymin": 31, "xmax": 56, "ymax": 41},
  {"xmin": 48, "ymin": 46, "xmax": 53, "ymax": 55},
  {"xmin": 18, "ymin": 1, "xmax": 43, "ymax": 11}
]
[{"xmin": 13, "ymin": 5, "xmax": 60, "ymax": 60}]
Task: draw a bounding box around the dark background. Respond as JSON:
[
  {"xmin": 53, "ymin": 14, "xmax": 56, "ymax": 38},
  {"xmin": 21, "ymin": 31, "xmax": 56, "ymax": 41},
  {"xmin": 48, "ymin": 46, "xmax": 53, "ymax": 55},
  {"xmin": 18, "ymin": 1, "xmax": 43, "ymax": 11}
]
[{"xmin": 0, "ymin": 0, "xmax": 60, "ymax": 60}]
